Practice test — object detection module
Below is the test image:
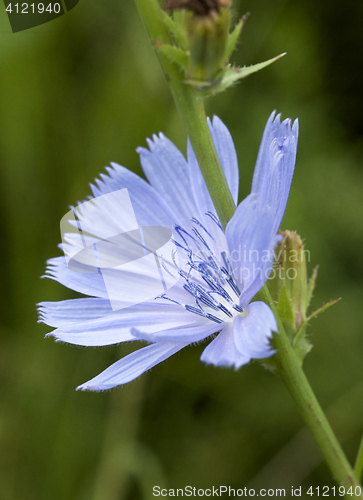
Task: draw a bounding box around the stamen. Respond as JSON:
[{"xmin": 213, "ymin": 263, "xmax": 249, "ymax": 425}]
[
  {"xmin": 185, "ymin": 304, "xmax": 204, "ymax": 316},
  {"xmin": 160, "ymin": 253, "xmax": 178, "ymax": 279},
  {"xmin": 205, "ymin": 314, "xmax": 223, "ymax": 324},
  {"xmin": 217, "ymin": 303, "xmax": 233, "ymax": 318},
  {"xmin": 206, "ymin": 211, "xmax": 223, "ymax": 230},
  {"xmin": 190, "ymin": 217, "xmax": 214, "ymax": 240},
  {"xmin": 157, "ymin": 294, "xmax": 182, "ymax": 306},
  {"xmin": 191, "ymin": 227, "xmax": 211, "ymax": 251},
  {"xmin": 162, "ymin": 218, "xmax": 243, "ymax": 325},
  {"xmin": 221, "ymin": 251, "xmax": 241, "ymax": 296},
  {"xmin": 173, "ymin": 225, "xmax": 197, "ymax": 249},
  {"xmin": 233, "ymin": 304, "xmax": 243, "ymax": 313}
]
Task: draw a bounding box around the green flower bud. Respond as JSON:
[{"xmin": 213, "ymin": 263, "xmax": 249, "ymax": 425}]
[
  {"xmin": 161, "ymin": 0, "xmax": 284, "ymax": 95},
  {"xmin": 163, "ymin": 0, "xmax": 231, "ymax": 89},
  {"xmin": 185, "ymin": 6, "xmax": 230, "ymax": 87},
  {"xmin": 269, "ymin": 231, "xmax": 308, "ymax": 333},
  {"xmin": 267, "ymin": 230, "xmax": 339, "ymax": 365}
]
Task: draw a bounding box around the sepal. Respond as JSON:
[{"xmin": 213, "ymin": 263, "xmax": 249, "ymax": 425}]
[
  {"xmin": 154, "ymin": 41, "xmax": 189, "ymax": 71},
  {"xmin": 224, "ymin": 14, "xmax": 248, "ymax": 61},
  {"xmin": 206, "ymin": 54, "xmax": 286, "ymax": 95},
  {"xmin": 307, "ymin": 298, "xmax": 341, "ymax": 322}
]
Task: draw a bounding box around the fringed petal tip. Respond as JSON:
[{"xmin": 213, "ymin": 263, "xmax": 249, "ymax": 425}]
[
  {"xmin": 36, "ymin": 302, "xmax": 45, "ymax": 322},
  {"xmin": 267, "ymin": 110, "xmax": 298, "ymax": 141},
  {"xmin": 136, "ymin": 132, "xmax": 171, "ymax": 157},
  {"xmin": 75, "ymin": 382, "xmax": 115, "ymax": 392},
  {"xmin": 76, "ymin": 382, "xmax": 101, "ymax": 392},
  {"xmin": 44, "ymin": 331, "xmax": 60, "ymax": 342},
  {"xmin": 44, "ymin": 331, "xmax": 70, "ymax": 345},
  {"xmin": 41, "ymin": 260, "xmax": 60, "ymax": 281}
]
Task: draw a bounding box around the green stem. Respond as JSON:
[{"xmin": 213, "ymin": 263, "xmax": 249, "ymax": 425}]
[
  {"xmin": 355, "ymin": 434, "xmax": 363, "ymax": 482},
  {"xmin": 134, "ymin": 0, "xmax": 362, "ymax": 493},
  {"xmin": 263, "ymin": 284, "xmax": 362, "ymax": 496},
  {"xmin": 134, "ymin": 0, "xmax": 235, "ymax": 229}
]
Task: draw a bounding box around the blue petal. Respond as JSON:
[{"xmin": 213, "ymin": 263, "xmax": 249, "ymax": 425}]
[
  {"xmin": 187, "ymin": 116, "xmax": 239, "ymax": 253},
  {"xmin": 225, "ymin": 194, "xmax": 275, "ymax": 306},
  {"xmin": 76, "ymin": 342, "xmax": 188, "ymax": 391},
  {"xmin": 200, "ymin": 323, "xmax": 250, "ymax": 369},
  {"xmin": 251, "ymin": 112, "xmax": 298, "ymax": 238},
  {"xmin": 38, "ymin": 298, "xmax": 113, "ymax": 327},
  {"xmin": 233, "ymin": 301, "xmax": 277, "ymax": 359},
  {"xmin": 132, "ymin": 321, "xmax": 222, "ymax": 343},
  {"xmin": 138, "ymin": 133, "xmax": 198, "ymax": 226},
  {"xmin": 90, "ymin": 163, "xmax": 175, "ymax": 228},
  {"xmin": 44, "ymin": 257, "xmax": 109, "ymax": 298},
  {"xmin": 208, "ymin": 116, "xmax": 239, "ymax": 204},
  {"xmin": 42, "ymin": 301, "xmax": 194, "ymax": 346},
  {"xmin": 187, "ymin": 116, "xmax": 239, "ymax": 209}
]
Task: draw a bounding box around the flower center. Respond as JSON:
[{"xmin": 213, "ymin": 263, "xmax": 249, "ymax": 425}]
[{"xmin": 159, "ymin": 214, "xmax": 243, "ymax": 324}]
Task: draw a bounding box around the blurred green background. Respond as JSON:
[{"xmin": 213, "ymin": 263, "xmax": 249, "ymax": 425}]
[{"xmin": 0, "ymin": 0, "xmax": 363, "ymax": 498}]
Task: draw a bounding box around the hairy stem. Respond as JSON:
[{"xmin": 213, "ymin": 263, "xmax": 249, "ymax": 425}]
[
  {"xmin": 263, "ymin": 285, "xmax": 362, "ymax": 496},
  {"xmin": 134, "ymin": 0, "xmax": 235, "ymax": 229}
]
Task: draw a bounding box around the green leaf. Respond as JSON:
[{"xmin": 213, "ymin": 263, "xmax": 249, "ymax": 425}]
[
  {"xmin": 307, "ymin": 298, "xmax": 341, "ymax": 322},
  {"xmin": 153, "ymin": 42, "xmax": 189, "ymax": 72},
  {"xmin": 290, "ymin": 297, "xmax": 340, "ymax": 365},
  {"xmin": 306, "ymin": 265, "xmax": 318, "ymax": 309},
  {"xmin": 224, "ymin": 14, "xmax": 249, "ymax": 61},
  {"xmin": 212, "ymin": 53, "xmax": 286, "ymax": 94},
  {"xmin": 292, "ymin": 323, "xmax": 313, "ymax": 365},
  {"xmin": 277, "ymin": 286, "xmax": 295, "ymax": 337}
]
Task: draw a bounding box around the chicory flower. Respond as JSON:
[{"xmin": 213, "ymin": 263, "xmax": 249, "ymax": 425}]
[{"xmin": 38, "ymin": 112, "xmax": 298, "ymax": 391}]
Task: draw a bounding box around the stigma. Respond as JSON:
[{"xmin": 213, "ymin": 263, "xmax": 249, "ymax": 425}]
[{"xmin": 159, "ymin": 215, "xmax": 243, "ymax": 324}]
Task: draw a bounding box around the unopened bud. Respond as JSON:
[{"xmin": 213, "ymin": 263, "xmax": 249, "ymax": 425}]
[
  {"xmin": 269, "ymin": 231, "xmax": 308, "ymax": 331},
  {"xmin": 164, "ymin": 0, "xmax": 231, "ymax": 89}
]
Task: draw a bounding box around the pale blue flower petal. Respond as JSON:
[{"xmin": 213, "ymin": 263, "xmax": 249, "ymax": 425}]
[
  {"xmin": 43, "ymin": 302, "xmax": 194, "ymax": 346},
  {"xmin": 200, "ymin": 323, "xmax": 250, "ymax": 369},
  {"xmin": 187, "ymin": 116, "xmax": 239, "ymax": 215},
  {"xmin": 186, "ymin": 116, "xmax": 239, "ymax": 253},
  {"xmin": 132, "ymin": 321, "xmax": 221, "ymax": 343},
  {"xmin": 225, "ymin": 194, "xmax": 275, "ymax": 306},
  {"xmin": 44, "ymin": 257, "xmax": 109, "ymax": 298},
  {"xmin": 250, "ymin": 111, "xmax": 276, "ymax": 195},
  {"xmin": 233, "ymin": 301, "xmax": 277, "ymax": 359},
  {"xmin": 251, "ymin": 112, "xmax": 298, "ymax": 238},
  {"xmin": 38, "ymin": 298, "xmax": 113, "ymax": 327},
  {"xmin": 137, "ymin": 133, "xmax": 198, "ymax": 225},
  {"xmin": 77, "ymin": 342, "xmax": 188, "ymax": 391},
  {"xmin": 207, "ymin": 116, "xmax": 239, "ymax": 204},
  {"xmin": 90, "ymin": 162, "xmax": 175, "ymax": 228}
]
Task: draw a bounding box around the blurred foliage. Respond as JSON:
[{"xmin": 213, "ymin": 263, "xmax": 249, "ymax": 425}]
[{"xmin": 0, "ymin": 0, "xmax": 363, "ymax": 499}]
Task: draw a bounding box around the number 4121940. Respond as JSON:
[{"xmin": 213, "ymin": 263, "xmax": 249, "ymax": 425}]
[
  {"xmin": 6, "ymin": 3, "xmax": 61, "ymax": 14},
  {"xmin": 307, "ymin": 486, "xmax": 362, "ymax": 496}
]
